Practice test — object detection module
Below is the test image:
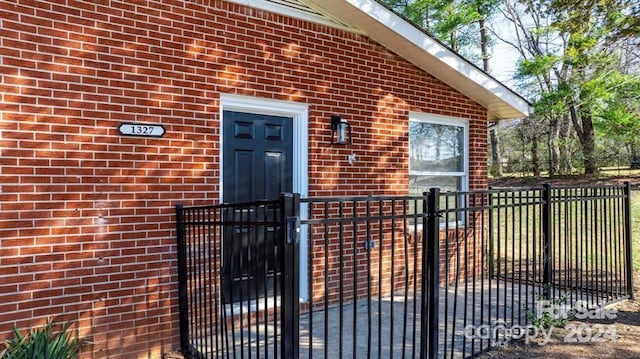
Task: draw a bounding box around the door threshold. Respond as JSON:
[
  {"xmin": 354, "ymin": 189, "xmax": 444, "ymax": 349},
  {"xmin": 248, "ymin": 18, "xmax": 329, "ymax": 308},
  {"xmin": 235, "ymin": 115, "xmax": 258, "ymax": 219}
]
[{"xmin": 224, "ymin": 296, "xmax": 281, "ymax": 317}]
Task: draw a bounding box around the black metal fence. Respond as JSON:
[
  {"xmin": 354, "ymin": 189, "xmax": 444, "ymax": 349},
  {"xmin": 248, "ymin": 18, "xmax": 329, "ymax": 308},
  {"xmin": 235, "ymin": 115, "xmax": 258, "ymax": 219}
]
[
  {"xmin": 300, "ymin": 194, "xmax": 439, "ymax": 358},
  {"xmin": 176, "ymin": 184, "xmax": 633, "ymax": 358},
  {"xmin": 433, "ymin": 183, "xmax": 633, "ymax": 358},
  {"xmin": 175, "ymin": 194, "xmax": 300, "ymax": 358}
]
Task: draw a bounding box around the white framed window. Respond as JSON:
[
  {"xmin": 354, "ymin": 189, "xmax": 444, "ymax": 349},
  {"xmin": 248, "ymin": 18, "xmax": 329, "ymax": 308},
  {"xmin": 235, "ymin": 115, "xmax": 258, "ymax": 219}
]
[{"xmin": 409, "ymin": 112, "xmax": 468, "ymax": 196}]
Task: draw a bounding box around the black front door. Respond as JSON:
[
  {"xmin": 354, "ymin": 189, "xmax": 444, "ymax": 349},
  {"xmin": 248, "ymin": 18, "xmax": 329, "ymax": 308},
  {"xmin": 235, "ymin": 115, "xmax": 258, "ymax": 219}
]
[{"xmin": 222, "ymin": 110, "xmax": 293, "ymax": 302}]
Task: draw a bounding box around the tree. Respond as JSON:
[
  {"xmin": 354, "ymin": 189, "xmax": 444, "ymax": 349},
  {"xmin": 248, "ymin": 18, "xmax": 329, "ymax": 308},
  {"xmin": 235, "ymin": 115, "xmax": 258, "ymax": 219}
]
[
  {"xmin": 384, "ymin": 0, "xmax": 494, "ymax": 59},
  {"xmin": 385, "ymin": 0, "xmax": 506, "ymax": 175},
  {"xmin": 475, "ymin": 0, "xmax": 506, "ymax": 176},
  {"xmin": 499, "ymin": 0, "xmax": 640, "ymax": 174},
  {"xmin": 592, "ymin": 72, "xmax": 640, "ymax": 159}
]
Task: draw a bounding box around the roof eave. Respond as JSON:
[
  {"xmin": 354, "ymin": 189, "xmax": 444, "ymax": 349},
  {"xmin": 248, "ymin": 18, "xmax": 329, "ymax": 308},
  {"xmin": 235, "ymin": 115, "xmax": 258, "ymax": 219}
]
[{"xmin": 305, "ymin": 0, "xmax": 532, "ymax": 120}]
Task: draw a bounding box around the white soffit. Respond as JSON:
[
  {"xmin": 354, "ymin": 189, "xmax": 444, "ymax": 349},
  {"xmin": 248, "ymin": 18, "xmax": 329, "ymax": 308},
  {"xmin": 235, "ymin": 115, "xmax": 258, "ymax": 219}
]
[
  {"xmin": 227, "ymin": 0, "xmax": 363, "ymax": 32},
  {"xmin": 229, "ymin": 0, "xmax": 531, "ymax": 120}
]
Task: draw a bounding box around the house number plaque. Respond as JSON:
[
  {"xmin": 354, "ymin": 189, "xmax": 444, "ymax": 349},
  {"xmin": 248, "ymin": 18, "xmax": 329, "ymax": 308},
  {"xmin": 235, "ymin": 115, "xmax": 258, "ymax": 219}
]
[{"xmin": 118, "ymin": 122, "xmax": 166, "ymax": 138}]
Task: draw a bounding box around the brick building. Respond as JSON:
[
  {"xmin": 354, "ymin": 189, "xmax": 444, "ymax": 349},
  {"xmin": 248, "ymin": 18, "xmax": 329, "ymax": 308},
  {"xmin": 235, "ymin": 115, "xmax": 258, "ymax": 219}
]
[{"xmin": 0, "ymin": 0, "xmax": 529, "ymax": 357}]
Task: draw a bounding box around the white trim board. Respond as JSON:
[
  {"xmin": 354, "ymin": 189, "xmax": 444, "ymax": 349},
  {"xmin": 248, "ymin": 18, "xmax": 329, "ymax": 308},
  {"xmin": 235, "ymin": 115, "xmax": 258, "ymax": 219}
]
[
  {"xmin": 219, "ymin": 94, "xmax": 310, "ymax": 301},
  {"xmin": 224, "ymin": 0, "xmax": 531, "ymax": 121},
  {"xmin": 306, "ymin": 0, "xmax": 531, "ymax": 120},
  {"xmin": 409, "ymin": 112, "xmax": 469, "ymax": 193}
]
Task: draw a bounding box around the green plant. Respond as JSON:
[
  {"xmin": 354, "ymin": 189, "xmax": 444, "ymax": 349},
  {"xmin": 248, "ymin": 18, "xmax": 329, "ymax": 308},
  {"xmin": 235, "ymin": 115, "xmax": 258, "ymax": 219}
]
[
  {"xmin": 1, "ymin": 321, "xmax": 86, "ymax": 359},
  {"xmin": 525, "ymin": 291, "xmax": 573, "ymax": 330},
  {"xmin": 488, "ymin": 163, "xmax": 501, "ymax": 178}
]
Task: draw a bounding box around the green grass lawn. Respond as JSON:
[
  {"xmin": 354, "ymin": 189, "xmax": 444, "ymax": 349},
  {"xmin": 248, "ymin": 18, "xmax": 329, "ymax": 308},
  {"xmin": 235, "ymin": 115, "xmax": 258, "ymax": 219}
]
[
  {"xmin": 486, "ymin": 184, "xmax": 637, "ymax": 291},
  {"xmin": 599, "ymin": 167, "xmax": 640, "ymax": 176},
  {"xmin": 491, "ymin": 169, "xmax": 640, "ymax": 272}
]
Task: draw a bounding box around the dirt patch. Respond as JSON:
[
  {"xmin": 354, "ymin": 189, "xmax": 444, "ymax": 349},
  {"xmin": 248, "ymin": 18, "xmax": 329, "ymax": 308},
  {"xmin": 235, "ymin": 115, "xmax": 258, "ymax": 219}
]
[{"xmin": 477, "ymin": 274, "xmax": 640, "ymax": 358}]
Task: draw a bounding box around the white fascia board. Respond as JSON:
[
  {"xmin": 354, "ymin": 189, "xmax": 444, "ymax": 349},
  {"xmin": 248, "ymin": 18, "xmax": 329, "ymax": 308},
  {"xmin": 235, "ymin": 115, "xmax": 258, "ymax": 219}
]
[
  {"xmin": 224, "ymin": 0, "xmax": 531, "ymax": 119},
  {"xmin": 306, "ymin": 0, "xmax": 532, "ymax": 120}
]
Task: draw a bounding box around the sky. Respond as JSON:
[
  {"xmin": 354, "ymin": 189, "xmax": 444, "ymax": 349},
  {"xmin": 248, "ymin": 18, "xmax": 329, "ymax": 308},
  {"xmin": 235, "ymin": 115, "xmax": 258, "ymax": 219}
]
[
  {"xmin": 490, "ymin": 40, "xmax": 520, "ymax": 87},
  {"xmin": 486, "ymin": 16, "xmax": 521, "ymax": 88}
]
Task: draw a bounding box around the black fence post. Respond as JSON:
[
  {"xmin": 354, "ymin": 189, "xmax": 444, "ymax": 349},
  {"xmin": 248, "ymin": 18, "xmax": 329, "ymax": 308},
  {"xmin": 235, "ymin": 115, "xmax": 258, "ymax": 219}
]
[
  {"xmin": 488, "ymin": 188, "xmax": 495, "ymax": 279},
  {"xmin": 175, "ymin": 204, "xmax": 190, "ymax": 356},
  {"xmin": 280, "ymin": 193, "xmax": 300, "ymax": 359},
  {"xmin": 542, "ymin": 183, "xmax": 553, "ymax": 299},
  {"xmin": 420, "ymin": 188, "xmax": 440, "ymax": 359},
  {"xmin": 624, "ymin": 182, "xmax": 634, "ymax": 299}
]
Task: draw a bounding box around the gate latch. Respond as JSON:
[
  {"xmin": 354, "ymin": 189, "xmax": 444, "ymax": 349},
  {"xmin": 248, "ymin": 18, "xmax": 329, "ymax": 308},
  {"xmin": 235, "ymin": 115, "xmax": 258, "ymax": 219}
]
[{"xmin": 286, "ymin": 216, "xmax": 300, "ymax": 245}]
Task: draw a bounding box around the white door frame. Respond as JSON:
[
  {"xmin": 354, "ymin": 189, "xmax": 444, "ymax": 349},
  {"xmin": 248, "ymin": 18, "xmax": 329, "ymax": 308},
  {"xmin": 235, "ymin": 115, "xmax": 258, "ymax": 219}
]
[{"xmin": 219, "ymin": 94, "xmax": 310, "ymax": 300}]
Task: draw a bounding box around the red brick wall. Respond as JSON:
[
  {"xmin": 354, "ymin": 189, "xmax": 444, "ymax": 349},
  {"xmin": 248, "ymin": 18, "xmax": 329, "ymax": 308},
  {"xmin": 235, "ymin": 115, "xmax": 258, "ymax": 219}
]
[{"xmin": 0, "ymin": 0, "xmax": 488, "ymax": 357}]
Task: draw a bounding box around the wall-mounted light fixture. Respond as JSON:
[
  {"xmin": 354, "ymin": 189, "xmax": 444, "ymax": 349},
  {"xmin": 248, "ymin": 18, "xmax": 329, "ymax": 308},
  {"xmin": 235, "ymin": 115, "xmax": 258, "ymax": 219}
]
[{"xmin": 330, "ymin": 115, "xmax": 351, "ymax": 145}]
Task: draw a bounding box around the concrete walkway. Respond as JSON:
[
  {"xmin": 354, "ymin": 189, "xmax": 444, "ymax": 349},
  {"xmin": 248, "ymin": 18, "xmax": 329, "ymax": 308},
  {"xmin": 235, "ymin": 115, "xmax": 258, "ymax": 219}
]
[
  {"xmin": 298, "ymin": 280, "xmax": 532, "ymax": 358},
  {"xmin": 193, "ymin": 280, "xmax": 604, "ymax": 358},
  {"xmin": 192, "ymin": 279, "xmax": 539, "ymax": 358}
]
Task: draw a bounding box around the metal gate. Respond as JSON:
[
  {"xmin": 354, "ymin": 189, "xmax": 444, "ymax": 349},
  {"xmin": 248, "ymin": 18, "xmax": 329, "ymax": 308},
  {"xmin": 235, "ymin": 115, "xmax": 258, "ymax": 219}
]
[{"xmin": 176, "ymin": 194, "xmax": 300, "ymax": 358}]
